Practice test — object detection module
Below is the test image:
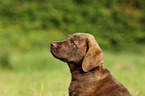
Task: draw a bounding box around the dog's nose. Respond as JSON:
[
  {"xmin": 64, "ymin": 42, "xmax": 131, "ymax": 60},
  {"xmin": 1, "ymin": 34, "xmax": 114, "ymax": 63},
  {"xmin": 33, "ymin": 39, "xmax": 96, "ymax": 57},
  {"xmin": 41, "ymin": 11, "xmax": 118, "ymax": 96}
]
[
  {"xmin": 51, "ymin": 43, "xmax": 57, "ymax": 48},
  {"xmin": 51, "ymin": 42, "xmax": 61, "ymax": 48}
]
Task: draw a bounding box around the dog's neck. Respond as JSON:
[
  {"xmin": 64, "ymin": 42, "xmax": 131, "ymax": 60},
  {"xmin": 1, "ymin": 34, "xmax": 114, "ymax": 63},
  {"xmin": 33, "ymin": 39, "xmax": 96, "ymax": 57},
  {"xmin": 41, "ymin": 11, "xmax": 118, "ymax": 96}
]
[
  {"xmin": 67, "ymin": 62, "xmax": 105, "ymax": 75},
  {"xmin": 68, "ymin": 63, "xmax": 109, "ymax": 82},
  {"xmin": 67, "ymin": 62, "xmax": 82, "ymax": 74},
  {"xmin": 67, "ymin": 62, "xmax": 109, "ymax": 82}
]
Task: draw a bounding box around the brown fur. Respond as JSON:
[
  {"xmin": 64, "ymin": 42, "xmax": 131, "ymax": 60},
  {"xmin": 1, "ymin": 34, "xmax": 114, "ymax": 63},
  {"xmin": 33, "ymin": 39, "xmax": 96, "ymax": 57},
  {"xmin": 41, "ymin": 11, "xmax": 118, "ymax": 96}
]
[{"xmin": 50, "ymin": 33, "xmax": 132, "ymax": 96}]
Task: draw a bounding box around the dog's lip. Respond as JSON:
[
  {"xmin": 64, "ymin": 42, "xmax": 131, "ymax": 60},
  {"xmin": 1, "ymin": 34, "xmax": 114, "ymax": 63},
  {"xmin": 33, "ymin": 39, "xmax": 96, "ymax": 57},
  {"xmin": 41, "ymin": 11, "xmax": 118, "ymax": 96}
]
[
  {"xmin": 50, "ymin": 48, "xmax": 55, "ymax": 55},
  {"xmin": 51, "ymin": 49, "xmax": 67, "ymax": 62},
  {"xmin": 51, "ymin": 49, "xmax": 57, "ymax": 58},
  {"xmin": 50, "ymin": 48, "xmax": 59, "ymax": 58}
]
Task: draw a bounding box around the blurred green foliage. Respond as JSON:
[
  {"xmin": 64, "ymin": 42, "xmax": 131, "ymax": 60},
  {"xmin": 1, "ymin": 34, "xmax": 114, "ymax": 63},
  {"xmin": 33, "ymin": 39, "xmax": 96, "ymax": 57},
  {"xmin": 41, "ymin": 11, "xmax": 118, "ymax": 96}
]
[
  {"xmin": 0, "ymin": 50, "xmax": 12, "ymax": 69},
  {"xmin": 0, "ymin": 29, "xmax": 65, "ymax": 68},
  {"xmin": 0, "ymin": 0, "xmax": 145, "ymax": 50},
  {"xmin": 0, "ymin": 0, "xmax": 145, "ymax": 68},
  {"xmin": 0, "ymin": 1, "xmax": 145, "ymax": 95}
]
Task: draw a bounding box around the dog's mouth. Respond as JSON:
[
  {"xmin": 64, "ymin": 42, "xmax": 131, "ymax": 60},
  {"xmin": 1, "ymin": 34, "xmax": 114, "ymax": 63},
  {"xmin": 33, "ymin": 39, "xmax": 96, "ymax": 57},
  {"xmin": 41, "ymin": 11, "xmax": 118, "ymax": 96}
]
[
  {"xmin": 50, "ymin": 47, "xmax": 58, "ymax": 58},
  {"xmin": 50, "ymin": 48, "xmax": 67, "ymax": 62}
]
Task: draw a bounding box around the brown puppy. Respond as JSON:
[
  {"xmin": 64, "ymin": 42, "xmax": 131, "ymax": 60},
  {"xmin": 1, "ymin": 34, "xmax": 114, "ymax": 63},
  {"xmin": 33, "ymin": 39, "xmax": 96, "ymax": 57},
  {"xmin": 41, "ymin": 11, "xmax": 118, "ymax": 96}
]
[{"xmin": 50, "ymin": 33, "xmax": 132, "ymax": 96}]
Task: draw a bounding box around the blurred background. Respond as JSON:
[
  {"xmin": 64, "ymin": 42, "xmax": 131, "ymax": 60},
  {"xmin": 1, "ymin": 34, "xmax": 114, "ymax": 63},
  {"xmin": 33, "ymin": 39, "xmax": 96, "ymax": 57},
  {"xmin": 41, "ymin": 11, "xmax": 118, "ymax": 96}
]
[{"xmin": 0, "ymin": 0, "xmax": 145, "ymax": 96}]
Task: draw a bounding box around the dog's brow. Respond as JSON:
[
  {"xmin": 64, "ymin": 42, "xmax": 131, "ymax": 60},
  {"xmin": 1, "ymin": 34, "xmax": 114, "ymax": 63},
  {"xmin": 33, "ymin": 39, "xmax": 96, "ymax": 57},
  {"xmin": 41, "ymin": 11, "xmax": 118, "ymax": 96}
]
[
  {"xmin": 66, "ymin": 35, "xmax": 71, "ymax": 39},
  {"xmin": 67, "ymin": 35, "xmax": 73, "ymax": 39}
]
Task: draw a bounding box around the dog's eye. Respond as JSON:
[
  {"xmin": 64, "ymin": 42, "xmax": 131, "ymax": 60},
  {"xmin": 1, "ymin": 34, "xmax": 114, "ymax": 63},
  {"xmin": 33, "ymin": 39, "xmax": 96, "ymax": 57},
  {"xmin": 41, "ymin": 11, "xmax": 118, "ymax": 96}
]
[{"xmin": 71, "ymin": 40, "xmax": 75, "ymax": 45}]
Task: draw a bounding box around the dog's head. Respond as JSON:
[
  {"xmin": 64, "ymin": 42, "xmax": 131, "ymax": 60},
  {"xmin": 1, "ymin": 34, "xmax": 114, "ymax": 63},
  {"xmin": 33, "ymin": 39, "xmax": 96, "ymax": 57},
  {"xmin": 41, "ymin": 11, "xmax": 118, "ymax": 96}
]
[{"xmin": 51, "ymin": 33, "xmax": 103, "ymax": 72}]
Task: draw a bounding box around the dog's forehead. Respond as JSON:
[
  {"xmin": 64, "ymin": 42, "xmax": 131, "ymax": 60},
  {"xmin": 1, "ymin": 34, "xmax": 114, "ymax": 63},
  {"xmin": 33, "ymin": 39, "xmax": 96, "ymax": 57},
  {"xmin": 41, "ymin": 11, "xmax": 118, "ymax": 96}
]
[{"xmin": 67, "ymin": 33, "xmax": 91, "ymax": 39}]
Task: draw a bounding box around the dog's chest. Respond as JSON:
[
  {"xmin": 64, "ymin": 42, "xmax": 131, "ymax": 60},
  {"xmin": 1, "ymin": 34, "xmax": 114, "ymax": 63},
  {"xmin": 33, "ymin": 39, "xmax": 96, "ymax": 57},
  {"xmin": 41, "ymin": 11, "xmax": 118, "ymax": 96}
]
[{"xmin": 69, "ymin": 80, "xmax": 96, "ymax": 96}]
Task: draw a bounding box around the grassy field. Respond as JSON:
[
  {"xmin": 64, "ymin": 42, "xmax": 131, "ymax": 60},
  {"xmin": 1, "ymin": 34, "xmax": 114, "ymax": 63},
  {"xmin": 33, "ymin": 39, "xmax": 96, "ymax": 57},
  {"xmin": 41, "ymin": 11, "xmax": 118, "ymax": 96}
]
[
  {"xmin": 0, "ymin": 0, "xmax": 144, "ymax": 95},
  {"xmin": 0, "ymin": 50, "xmax": 145, "ymax": 96}
]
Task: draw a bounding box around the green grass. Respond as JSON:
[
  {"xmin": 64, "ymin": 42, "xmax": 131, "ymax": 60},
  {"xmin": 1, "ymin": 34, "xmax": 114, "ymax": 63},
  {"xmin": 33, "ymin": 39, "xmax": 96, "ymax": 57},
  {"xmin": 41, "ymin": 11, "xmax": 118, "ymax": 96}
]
[
  {"xmin": 0, "ymin": 51, "xmax": 70, "ymax": 96},
  {"xmin": 0, "ymin": 50, "xmax": 145, "ymax": 96}
]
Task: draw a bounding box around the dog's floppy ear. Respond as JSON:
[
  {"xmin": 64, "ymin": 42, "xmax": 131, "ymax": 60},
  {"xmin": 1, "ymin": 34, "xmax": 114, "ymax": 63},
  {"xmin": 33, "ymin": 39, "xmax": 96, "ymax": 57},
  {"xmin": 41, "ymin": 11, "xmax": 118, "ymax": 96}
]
[{"xmin": 82, "ymin": 35, "xmax": 103, "ymax": 72}]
